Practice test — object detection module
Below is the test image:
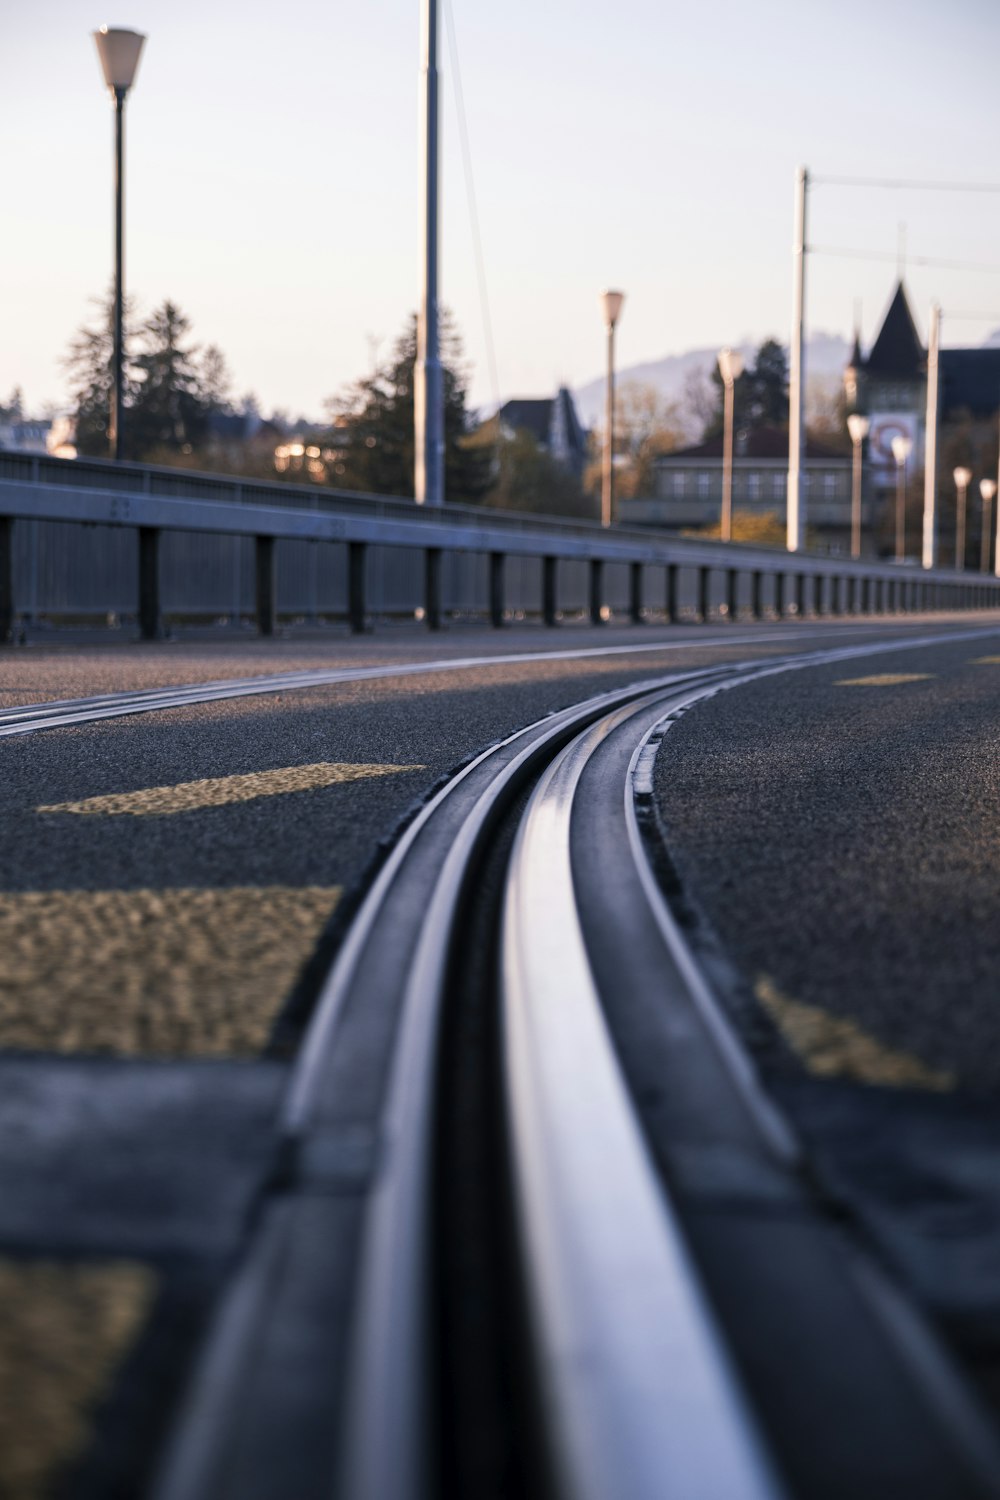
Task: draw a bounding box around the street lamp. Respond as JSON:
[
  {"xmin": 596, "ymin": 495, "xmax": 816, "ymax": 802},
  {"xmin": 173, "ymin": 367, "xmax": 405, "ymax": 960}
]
[
  {"xmin": 93, "ymin": 25, "xmax": 146, "ymax": 461},
  {"xmin": 890, "ymin": 434, "xmax": 912, "ymax": 563},
  {"xmin": 600, "ymin": 290, "xmax": 625, "ymax": 528},
  {"xmin": 953, "ymin": 466, "xmax": 973, "ymax": 569},
  {"xmin": 847, "ymin": 413, "xmax": 869, "ymax": 560},
  {"xmin": 717, "ymin": 347, "xmax": 744, "ymax": 542},
  {"xmin": 980, "ymin": 479, "xmax": 996, "ymax": 574}
]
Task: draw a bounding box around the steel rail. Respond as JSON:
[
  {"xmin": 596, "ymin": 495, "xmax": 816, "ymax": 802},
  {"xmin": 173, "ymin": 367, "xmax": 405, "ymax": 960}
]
[
  {"xmin": 0, "ymin": 625, "xmax": 852, "ymax": 737},
  {"xmin": 156, "ymin": 624, "xmax": 1000, "ymax": 1500},
  {"xmin": 502, "ymin": 692, "xmax": 785, "ymax": 1500}
]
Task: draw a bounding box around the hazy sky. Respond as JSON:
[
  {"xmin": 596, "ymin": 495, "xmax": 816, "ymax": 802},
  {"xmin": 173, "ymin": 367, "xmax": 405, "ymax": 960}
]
[{"xmin": 4, "ymin": 0, "xmax": 1000, "ymax": 418}]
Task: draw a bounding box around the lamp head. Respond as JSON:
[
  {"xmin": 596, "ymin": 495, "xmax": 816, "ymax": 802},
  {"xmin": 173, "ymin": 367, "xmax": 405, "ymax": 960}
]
[
  {"xmin": 891, "ymin": 434, "xmax": 913, "ymax": 466},
  {"xmin": 954, "ymin": 466, "xmax": 973, "ymax": 490},
  {"xmin": 846, "ymin": 413, "xmax": 869, "ymax": 445},
  {"xmin": 980, "ymin": 478, "xmax": 997, "ymax": 503},
  {"xmin": 600, "ymin": 289, "xmax": 625, "ymax": 330},
  {"xmin": 93, "ymin": 26, "xmax": 146, "ymax": 95},
  {"xmin": 717, "ymin": 347, "xmax": 744, "ymax": 387}
]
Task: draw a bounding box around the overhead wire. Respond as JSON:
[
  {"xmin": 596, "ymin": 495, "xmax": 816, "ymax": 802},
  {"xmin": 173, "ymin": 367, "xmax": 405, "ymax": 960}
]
[{"xmin": 442, "ymin": 0, "xmax": 502, "ymax": 433}]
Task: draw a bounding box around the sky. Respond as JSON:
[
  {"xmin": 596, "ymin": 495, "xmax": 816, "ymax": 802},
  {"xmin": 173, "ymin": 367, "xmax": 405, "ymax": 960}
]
[{"xmin": 4, "ymin": 0, "xmax": 1000, "ymax": 420}]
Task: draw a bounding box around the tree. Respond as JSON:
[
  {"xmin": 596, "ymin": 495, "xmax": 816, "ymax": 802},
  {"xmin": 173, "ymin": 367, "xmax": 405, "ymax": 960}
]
[
  {"xmin": 62, "ymin": 291, "xmax": 137, "ymax": 457},
  {"xmin": 703, "ymin": 338, "xmax": 789, "ymax": 438},
  {"xmin": 612, "ymin": 382, "xmax": 684, "ymax": 499},
  {"xmin": 0, "ymin": 388, "xmax": 24, "ymax": 423},
  {"xmin": 130, "ymin": 301, "xmax": 208, "ymax": 454},
  {"xmin": 324, "ymin": 313, "xmax": 491, "ymax": 502},
  {"xmin": 482, "ymin": 429, "xmax": 594, "ymax": 519}
]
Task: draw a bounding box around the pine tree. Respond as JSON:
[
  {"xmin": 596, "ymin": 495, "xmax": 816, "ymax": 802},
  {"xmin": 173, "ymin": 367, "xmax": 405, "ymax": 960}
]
[
  {"xmin": 62, "ymin": 292, "xmax": 137, "ymax": 457},
  {"xmin": 130, "ymin": 301, "xmax": 208, "ymax": 454}
]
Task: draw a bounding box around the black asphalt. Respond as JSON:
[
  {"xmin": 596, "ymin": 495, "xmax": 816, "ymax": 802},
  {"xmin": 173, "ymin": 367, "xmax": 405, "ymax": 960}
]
[
  {"xmin": 652, "ymin": 628, "xmax": 1000, "ymax": 1412},
  {"xmin": 2, "ymin": 614, "xmax": 998, "ymax": 1496}
]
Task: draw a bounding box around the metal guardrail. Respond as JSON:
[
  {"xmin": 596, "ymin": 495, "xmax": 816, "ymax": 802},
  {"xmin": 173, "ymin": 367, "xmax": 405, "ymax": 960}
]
[{"xmin": 0, "ymin": 450, "xmax": 995, "ymax": 641}]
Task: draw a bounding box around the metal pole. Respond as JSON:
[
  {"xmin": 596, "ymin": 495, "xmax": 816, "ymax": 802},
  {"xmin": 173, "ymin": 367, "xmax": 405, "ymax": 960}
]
[
  {"xmin": 111, "ymin": 87, "xmax": 126, "ymax": 460},
  {"xmin": 895, "ymin": 458, "xmax": 906, "ymax": 562},
  {"xmin": 982, "ymin": 495, "xmax": 992, "ymax": 574},
  {"xmin": 602, "ymin": 322, "xmax": 615, "ymax": 528},
  {"xmin": 956, "ymin": 482, "xmax": 967, "ymax": 569},
  {"xmin": 721, "ymin": 378, "xmax": 734, "ymax": 542},
  {"xmin": 922, "ymin": 303, "xmax": 940, "ymax": 569},
  {"xmin": 995, "ymin": 421, "xmax": 1000, "ymax": 578},
  {"xmin": 787, "ymin": 165, "xmax": 808, "ymax": 553},
  {"xmin": 415, "ymin": 0, "xmax": 443, "ymax": 506},
  {"xmin": 851, "ymin": 437, "xmax": 862, "ymax": 559}
]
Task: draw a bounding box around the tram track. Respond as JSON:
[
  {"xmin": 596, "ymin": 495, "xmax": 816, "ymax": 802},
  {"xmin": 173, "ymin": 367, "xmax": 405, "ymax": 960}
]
[{"xmin": 153, "ymin": 624, "xmax": 1000, "ymax": 1500}]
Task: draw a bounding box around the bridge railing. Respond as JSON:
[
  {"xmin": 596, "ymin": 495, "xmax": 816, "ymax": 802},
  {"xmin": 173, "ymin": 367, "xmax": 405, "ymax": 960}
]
[{"xmin": 0, "ymin": 451, "xmax": 994, "ymax": 640}]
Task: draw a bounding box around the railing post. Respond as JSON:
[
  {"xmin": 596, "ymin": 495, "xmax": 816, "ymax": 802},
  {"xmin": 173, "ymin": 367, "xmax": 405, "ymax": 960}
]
[
  {"xmin": 139, "ymin": 526, "xmax": 164, "ymax": 641},
  {"xmin": 348, "ymin": 540, "xmax": 367, "ymax": 634},
  {"xmin": 813, "ymin": 573, "xmax": 824, "ymax": 616},
  {"xmin": 775, "ymin": 571, "xmax": 787, "ymax": 619},
  {"xmin": 0, "ymin": 517, "xmax": 13, "ymax": 644},
  {"xmin": 629, "ymin": 561, "xmax": 643, "ymax": 624},
  {"xmin": 795, "ymin": 573, "xmax": 807, "ymax": 618},
  {"xmin": 543, "ymin": 556, "xmax": 558, "ymax": 626},
  {"xmin": 590, "ymin": 558, "xmax": 604, "ymax": 626},
  {"xmin": 255, "ymin": 534, "xmax": 276, "ymax": 637},
  {"xmin": 489, "ymin": 551, "xmax": 505, "ymax": 628},
  {"xmin": 726, "ymin": 568, "xmax": 739, "ymax": 622},
  {"xmin": 425, "ymin": 547, "xmax": 442, "ymax": 630},
  {"xmin": 666, "ymin": 562, "xmax": 679, "ymax": 624},
  {"xmin": 751, "ymin": 570, "xmax": 763, "ymax": 620},
  {"xmin": 698, "ymin": 565, "xmax": 711, "ymax": 624}
]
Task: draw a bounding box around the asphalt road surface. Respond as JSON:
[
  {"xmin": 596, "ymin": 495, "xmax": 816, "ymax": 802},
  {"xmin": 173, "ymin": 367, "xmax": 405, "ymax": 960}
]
[{"xmin": 1, "ymin": 613, "xmax": 999, "ymax": 1498}]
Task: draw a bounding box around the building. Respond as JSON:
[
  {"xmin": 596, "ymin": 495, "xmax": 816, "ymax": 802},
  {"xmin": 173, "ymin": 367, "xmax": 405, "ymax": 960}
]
[
  {"xmin": 844, "ymin": 280, "xmax": 1000, "ymax": 492},
  {"xmin": 620, "ymin": 425, "xmax": 856, "ymax": 553},
  {"xmin": 496, "ymin": 387, "xmax": 587, "ymax": 478}
]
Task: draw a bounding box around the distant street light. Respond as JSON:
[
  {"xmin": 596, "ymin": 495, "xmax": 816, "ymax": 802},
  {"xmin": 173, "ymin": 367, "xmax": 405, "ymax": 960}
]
[
  {"xmin": 891, "ymin": 434, "xmax": 912, "ymax": 563},
  {"xmin": 846, "ymin": 413, "xmax": 869, "ymax": 560},
  {"xmin": 600, "ymin": 290, "xmax": 625, "ymax": 528},
  {"xmin": 953, "ymin": 466, "xmax": 973, "ymax": 569},
  {"xmin": 980, "ymin": 479, "xmax": 997, "ymax": 574},
  {"xmin": 93, "ymin": 25, "xmax": 146, "ymax": 461},
  {"xmin": 717, "ymin": 348, "xmax": 744, "ymax": 542}
]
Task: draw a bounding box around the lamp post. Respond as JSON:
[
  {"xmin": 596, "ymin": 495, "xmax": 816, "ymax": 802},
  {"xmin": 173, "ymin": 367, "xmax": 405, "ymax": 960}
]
[
  {"xmin": 953, "ymin": 467, "xmax": 973, "ymax": 569},
  {"xmin": 717, "ymin": 348, "xmax": 744, "ymax": 542},
  {"xmin": 891, "ymin": 434, "xmax": 912, "ymax": 563},
  {"xmin": 600, "ymin": 290, "xmax": 624, "ymax": 528},
  {"xmin": 980, "ymin": 479, "xmax": 996, "ymax": 574},
  {"xmin": 847, "ymin": 413, "xmax": 869, "ymax": 560},
  {"xmin": 93, "ymin": 26, "xmax": 145, "ymax": 461},
  {"xmin": 415, "ymin": 0, "xmax": 442, "ymax": 505}
]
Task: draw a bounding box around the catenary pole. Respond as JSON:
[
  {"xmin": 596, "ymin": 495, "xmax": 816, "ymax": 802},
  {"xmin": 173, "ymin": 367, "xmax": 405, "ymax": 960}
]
[
  {"xmin": 415, "ymin": 0, "xmax": 443, "ymax": 505},
  {"xmin": 922, "ymin": 303, "xmax": 940, "ymax": 569},
  {"xmin": 787, "ymin": 166, "xmax": 808, "ymax": 552}
]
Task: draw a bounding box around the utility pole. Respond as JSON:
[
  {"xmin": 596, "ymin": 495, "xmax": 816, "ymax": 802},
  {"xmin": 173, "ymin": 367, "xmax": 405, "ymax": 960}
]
[
  {"xmin": 415, "ymin": 0, "xmax": 443, "ymax": 505},
  {"xmin": 787, "ymin": 165, "xmax": 808, "ymax": 553},
  {"xmin": 923, "ymin": 303, "xmax": 940, "ymax": 569}
]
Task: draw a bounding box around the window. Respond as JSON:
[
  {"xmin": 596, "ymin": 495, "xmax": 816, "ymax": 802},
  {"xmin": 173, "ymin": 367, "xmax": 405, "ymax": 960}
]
[
  {"xmin": 772, "ymin": 473, "xmax": 785, "ymax": 499},
  {"xmin": 748, "ymin": 473, "xmax": 761, "ymax": 500},
  {"xmin": 673, "ymin": 473, "xmax": 686, "ymax": 497},
  {"xmin": 824, "ymin": 475, "xmax": 836, "ymax": 498},
  {"xmin": 697, "ymin": 473, "xmax": 709, "ymax": 497}
]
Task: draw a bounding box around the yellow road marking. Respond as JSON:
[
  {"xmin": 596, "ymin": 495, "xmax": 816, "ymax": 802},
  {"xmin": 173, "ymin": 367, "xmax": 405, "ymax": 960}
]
[
  {"xmin": 835, "ymin": 673, "xmax": 933, "ymax": 687},
  {"xmin": 754, "ymin": 975, "xmax": 954, "ymax": 1091},
  {"xmin": 0, "ymin": 1259, "xmax": 155, "ymax": 1500},
  {"xmin": 37, "ymin": 761, "xmax": 425, "ymax": 817},
  {"xmin": 0, "ymin": 886, "xmax": 340, "ymax": 1056},
  {"xmin": 972, "ymin": 656, "xmax": 1000, "ymax": 664}
]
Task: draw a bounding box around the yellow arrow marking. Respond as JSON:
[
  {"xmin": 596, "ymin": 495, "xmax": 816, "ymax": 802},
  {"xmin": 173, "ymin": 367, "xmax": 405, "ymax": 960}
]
[
  {"xmin": 0, "ymin": 886, "xmax": 340, "ymax": 1056},
  {"xmin": 835, "ymin": 673, "xmax": 933, "ymax": 687},
  {"xmin": 755, "ymin": 975, "xmax": 954, "ymax": 1091},
  {"xmin": 0, "ymin": 1259, "xmax": 155, "ymax": 1500},
  {"xmin": 37, "ymin": 761, "xmax": 425, "ymax": 817}
]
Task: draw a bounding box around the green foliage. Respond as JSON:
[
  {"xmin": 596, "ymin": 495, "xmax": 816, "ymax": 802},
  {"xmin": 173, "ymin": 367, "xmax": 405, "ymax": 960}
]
[
  {"xmin": 325, "ymin": 313, "xmax": 492, "ymax": 502},
  {"xmin": 64, "ymin": 294, "xmax": 236, "ymax": 460},
  {"xmin": 704, "ymin": 338, "xmax": 789, "ymax": 439},
  {"xmin": 481, "ymin": 429, "xmax": 595, "ymax": 519}
]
